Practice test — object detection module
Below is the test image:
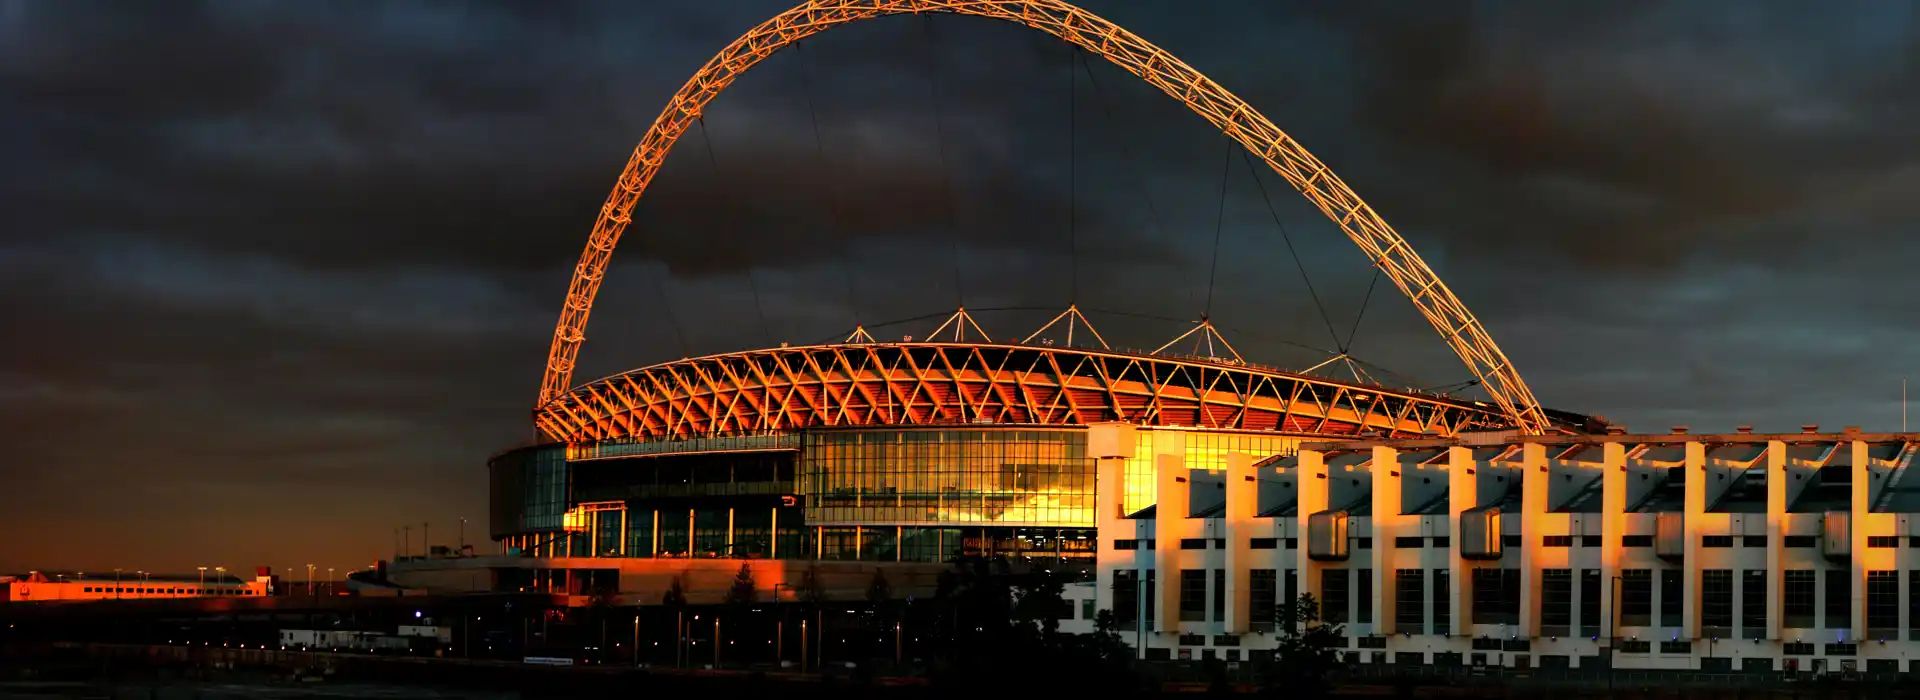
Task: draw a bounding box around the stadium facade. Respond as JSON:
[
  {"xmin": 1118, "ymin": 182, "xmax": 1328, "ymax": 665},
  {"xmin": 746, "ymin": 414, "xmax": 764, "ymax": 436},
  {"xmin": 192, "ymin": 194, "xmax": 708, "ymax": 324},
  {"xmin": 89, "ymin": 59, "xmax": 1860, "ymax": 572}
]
[{"xmin": 403, "ymin": 340, "xmax": 1578, "ymax": 603}]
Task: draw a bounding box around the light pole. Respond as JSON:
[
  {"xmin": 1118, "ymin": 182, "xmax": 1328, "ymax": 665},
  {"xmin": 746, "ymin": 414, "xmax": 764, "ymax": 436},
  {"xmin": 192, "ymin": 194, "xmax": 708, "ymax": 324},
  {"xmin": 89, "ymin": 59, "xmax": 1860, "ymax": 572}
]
[
  {"xmin": 326, "ymin": 568, "xmax": 334, "ymax": 596},
  {"xmin": 214, "ymin": 566, "xmax": 226, "ymax": 594},
  {"xmin": 197, "ymin": 567, "xmax": 207, "ymax": 592},
  {"xmin": 306, "ymin": 564, "xmax": 315, "ymax": 597},
  {"xmin": 632, "ymin": 613, "xmax": 641, "ymax": 667},
  {"xmin": 459, "ymin": 518, "xmax": 467, "ymax": 553}
]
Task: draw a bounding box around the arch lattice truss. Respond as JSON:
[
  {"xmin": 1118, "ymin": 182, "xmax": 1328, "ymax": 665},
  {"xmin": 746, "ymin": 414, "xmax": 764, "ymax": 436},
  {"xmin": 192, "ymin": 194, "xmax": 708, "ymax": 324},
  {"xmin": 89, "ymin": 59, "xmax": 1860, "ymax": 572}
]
[
  {"xmin": 539, "ymin": 0, "xmax": 1553, "ymax": 436},
  {"xmin": 537, "ymin": 344, "xmax": 1510, "ymax": 443}
]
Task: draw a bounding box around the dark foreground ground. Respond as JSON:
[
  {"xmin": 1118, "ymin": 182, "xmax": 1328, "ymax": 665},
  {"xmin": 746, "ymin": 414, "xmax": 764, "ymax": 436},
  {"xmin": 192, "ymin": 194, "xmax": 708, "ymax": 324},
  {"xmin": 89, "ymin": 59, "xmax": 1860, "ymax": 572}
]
[{"xmin": 3, "ymin": 643, "xmax": 1917, "ymax": 700}]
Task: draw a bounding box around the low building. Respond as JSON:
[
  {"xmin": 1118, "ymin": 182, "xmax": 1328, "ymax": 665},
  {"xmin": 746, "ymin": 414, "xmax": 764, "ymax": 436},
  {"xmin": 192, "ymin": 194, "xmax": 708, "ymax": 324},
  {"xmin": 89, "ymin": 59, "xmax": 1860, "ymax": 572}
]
[
  {"xmin": 3, "ymin": 569, "xmax": 272, "ymax": 602},
  {"xmin": 1089, "ymin": 423, "xmax": 1920, "ymax": 675}
]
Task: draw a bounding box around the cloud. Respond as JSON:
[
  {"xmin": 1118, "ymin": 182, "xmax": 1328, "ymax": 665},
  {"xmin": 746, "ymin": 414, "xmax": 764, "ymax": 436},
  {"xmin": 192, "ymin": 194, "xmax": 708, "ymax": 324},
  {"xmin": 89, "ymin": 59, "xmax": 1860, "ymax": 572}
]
[{"xmin": 2, "ymin": 0, "xmax": 1918, "ymax": 573}]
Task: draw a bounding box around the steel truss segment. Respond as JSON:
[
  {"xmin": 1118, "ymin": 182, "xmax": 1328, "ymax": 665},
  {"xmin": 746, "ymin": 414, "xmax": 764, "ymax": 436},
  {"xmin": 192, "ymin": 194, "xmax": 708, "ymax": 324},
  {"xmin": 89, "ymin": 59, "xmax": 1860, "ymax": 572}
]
[{"xmin": 537, "ymin": 0, "xmax": 1549, "ymax": 436}]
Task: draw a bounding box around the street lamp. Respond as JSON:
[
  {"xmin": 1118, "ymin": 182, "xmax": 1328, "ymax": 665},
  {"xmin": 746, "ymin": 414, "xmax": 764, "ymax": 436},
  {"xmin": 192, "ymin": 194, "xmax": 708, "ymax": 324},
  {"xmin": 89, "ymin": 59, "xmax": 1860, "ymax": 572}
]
[
  {"xmin": 326, "ymin": 568, "xmax": 335, "ymax": 596},
  {"xmin": 197, "ymin": 567, "xmax": 207, "ymax": 593},
  {"xmin": 306, "ymin": 564, "xmax": 315, "ymax": 596}
]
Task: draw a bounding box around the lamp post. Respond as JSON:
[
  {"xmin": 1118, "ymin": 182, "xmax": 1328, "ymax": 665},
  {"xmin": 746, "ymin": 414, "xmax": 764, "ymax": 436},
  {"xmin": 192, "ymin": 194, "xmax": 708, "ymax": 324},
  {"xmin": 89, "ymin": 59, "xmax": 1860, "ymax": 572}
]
[
  {"xmin": 459, "ymin": 518, "xmax": 467, "ymax": 553},
  {"xmin": 632, "ymin": 613, "xmax": 641, "ymax": 667},
  {"xmin": 326, "ymin": 568, "xmax": 335, "ymax": 596},
  {"xmin": 197, "ymin": 567, "xmax": 207, "ymax": 592},
  {"xmin": 214, "ymin": 566, "xmax": 226, "ymax": 594},
  {"xmin": 306, "ymin": 564, "xmax": 315, "ymax": 597}
]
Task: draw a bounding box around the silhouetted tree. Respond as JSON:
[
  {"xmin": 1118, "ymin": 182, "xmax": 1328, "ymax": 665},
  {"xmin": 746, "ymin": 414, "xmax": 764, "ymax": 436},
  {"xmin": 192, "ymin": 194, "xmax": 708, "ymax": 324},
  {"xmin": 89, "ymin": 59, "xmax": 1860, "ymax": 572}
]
[
  {"xmin": 1263, "ymin": 592, "xmax": 1346, "ymax": 697},
  {"xmin": 726, "ymin": 564, "xmax": 758, "ymax": 607}
]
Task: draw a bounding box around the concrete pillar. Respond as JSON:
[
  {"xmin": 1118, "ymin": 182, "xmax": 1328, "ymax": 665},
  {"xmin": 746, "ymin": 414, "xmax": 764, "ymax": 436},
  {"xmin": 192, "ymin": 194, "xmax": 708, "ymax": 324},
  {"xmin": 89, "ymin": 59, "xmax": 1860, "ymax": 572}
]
[
  {"xmin": 1156, "ymin": 452, "xmax": 1187, "ymax": 635},
  {"xmin": 1372, "ymin": 446, "xmax": 1402, "ymax": 633},
  {"xmin": 1683, "ymin": 442, "xmax": 1706, "ymax": 641},
  {"xmin": 1447, "ymin": 446, "xmax": 1478, "ymax": 636},
  {"xmin": 1226, "ymin": 451, "xmax": 1256, "ymax": 634},
  {"xmin": 1298, "ymin": 447, "xmax": 1330, "ymax": 617},
  {"xmin": 1601, "ymin": 442, "xmax": 1627, "ymax": 644},
  {"xmin": 1766, "ymin": 441, "xmax": 1786, "ymax": 641},
  {"xmin": 1519, "ymin": 443, "xmax": 1549, "ymax": 640},
  {"xmin": 1851, "ymin": 440, "xmax": 1869, "ymax": 639},
  {"xmin": 1091, "ymin": 423, "xmax": 1137, "ymax": 618}
]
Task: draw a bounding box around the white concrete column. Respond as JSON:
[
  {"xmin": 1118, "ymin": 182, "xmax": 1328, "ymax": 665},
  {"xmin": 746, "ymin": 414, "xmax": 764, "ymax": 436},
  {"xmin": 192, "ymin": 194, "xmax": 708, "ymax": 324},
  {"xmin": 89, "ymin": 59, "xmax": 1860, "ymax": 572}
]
[
  {"xmin": 1766, "ymin": 440, "xmax": 1786, "ymax": 641},
  {"xmin": 1372, "ymin": 446, "xmax": 1402, "ymax": 633},
  {"xmin": 1601, "ymin": 442, "xmax": 1627, "ymax": 644},
  {"xmin": 1683, "ymin": 442, "xmax": 1706, "ymax": 641},
  {"xmin": 1519, "ymin": 443, "xmax": 1548, "ymax": 640},
  {"xmin": 1298, "ymin": 447, "xmax": 1330, "ymax": 618},
  {"xmin": 1851, "ymin": 439, "xmax": 1869, "ymax": 640},
  {"xmin": 1226, "ymin": 451, "xmax": 1255, "ymax": 634},
  {"xmin": 1447, "ymin": 446, "xmax": 1478, "ymax": 636},
  {"xmin": 1155, "ymin": 451, "xmax": 1188, "ymax": 635},
  {"xmin": 1090, "ymin": 423, "xmax": 1135, "ymax": 619}
]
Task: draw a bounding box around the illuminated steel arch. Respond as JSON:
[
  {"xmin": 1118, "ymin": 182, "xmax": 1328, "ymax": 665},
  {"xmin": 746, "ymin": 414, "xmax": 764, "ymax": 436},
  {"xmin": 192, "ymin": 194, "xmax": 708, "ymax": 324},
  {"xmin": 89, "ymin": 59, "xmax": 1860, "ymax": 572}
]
[{"xmin": 539, "ymin": 0, "xmax": 1554, "ymax": 435}]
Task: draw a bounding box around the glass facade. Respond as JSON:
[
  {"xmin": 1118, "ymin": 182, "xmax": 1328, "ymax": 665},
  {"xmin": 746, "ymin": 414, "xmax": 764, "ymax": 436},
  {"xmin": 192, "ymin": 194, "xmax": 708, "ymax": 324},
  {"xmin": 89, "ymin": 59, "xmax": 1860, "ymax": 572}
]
[
  {"xmin": 803, "ymin": 428, "xmax": 1095, "ymax": 527},
  {"xmin": 1120, "ymin": 431, "xmax": 1299, "ymax": 515},
  {"xmin": 496, "ymin": 425, "xmax": 1295, "ymax": 565}
]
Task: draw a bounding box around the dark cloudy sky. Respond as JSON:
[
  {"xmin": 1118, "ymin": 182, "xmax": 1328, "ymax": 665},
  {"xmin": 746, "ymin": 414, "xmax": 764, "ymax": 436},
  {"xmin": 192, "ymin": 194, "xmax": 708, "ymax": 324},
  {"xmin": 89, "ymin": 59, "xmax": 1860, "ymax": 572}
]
[{"xmin": 4, "ymin": 0, "xmax": 1917, "ymax": 574}]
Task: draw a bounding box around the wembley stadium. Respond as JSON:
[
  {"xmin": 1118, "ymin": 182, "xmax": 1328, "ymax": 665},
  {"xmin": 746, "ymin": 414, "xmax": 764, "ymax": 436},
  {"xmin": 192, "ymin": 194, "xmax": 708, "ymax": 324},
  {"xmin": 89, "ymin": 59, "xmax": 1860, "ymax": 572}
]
[{"xmin": 378, "ymin": 0, "xmax": 1613, "ymax": 605}]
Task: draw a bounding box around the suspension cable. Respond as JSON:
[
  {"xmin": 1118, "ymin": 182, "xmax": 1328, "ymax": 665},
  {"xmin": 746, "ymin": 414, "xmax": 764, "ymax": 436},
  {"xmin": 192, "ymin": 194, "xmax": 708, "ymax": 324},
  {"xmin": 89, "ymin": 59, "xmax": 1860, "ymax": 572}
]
[
  {"xmin": 695, "ymin": 116, "xmax": 773, "ymax": 346},
  {"xmin": 1239, "ymin": 148, "xmax": 1343, "ymax": 352},
  {"xmin": 1066, "ymin": 41, "xmax": 1079, "ymax": 304},
  {"xmin": 1076, "ymin": 52, "xmax": 1169, "ymax": 287},
  {"xmin": 791, "ymin": 40, "xmax": 862, "ymax": 327},
  {"xmin": 918, "ymin": 14, "xmax": 965, "ymax": 306},
  {"xmin": 1203, "ymin": 138, "xmax": 1232, "ymax": 317},
  {"xmin": 1344, "ymin": 267, "xmax": 1383, "ymax": 353},
  {"xmin": 644, "ymin": 257, "xmax": 691, "ymax": 357}
]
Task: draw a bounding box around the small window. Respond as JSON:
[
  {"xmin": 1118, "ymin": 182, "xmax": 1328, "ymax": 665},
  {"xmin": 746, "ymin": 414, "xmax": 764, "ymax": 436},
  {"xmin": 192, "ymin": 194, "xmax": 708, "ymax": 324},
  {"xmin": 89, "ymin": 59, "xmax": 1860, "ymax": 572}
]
[
  {"xmin": 1659, "ymin": 640, "xmax": 1692, "ymax": 654},
  {"xmin": 1113, "ymin": 539, "xmax": 1139, "ymax": 550},
  {"xmin": 1181, "ymin": 538, "xmax": 1208, "ymax": 550},
  {"xmin": 1356, "ymin": 537, "xmax": 1373, "ymax": 549},
  {"xmin": 1618, "ymin": 640, "xmax": 1650, "ymax": 654},
  {"xmin": 1543, "ymin": 535, "xmax": 1572, "ymax": 547},
  {"xmin": 1825, "ymin": 643, "xmax": 1858, "ymax": 656},
  {"xmin": 1910, "ymin": 536, "xmax": 1920, "ymax": 548},
  {"xmin": 1784, "ymin": 536, "xmax": 1817, "ymax": 548},
  {"xmin": 1251, "ymin": 538, "xmax": 1278, "ymax": 550},
  {"xmin": 1284, "ymin": 538, "xmax": 1298, "ymax": 549},
  {"xmin": 1430, "ymin": 536, "xmax": 1450, "ymax": 548},
  {"xmin": 1742, "ymin": 536, "xmax": 1767, "ymax": 548},
  {"xmin": 1356, "ymin": 636, "xmax": 1388, "ymax": 649},
  {"xmin": 1213, "ymin": 635, "xmax": 1241, "ymax": 647},
  {"xmin": 1783, "ymin": 642, "xmax": 1814, "ymax": 655},
  {"xmin": 1869, "ymin": 536, "xmax": 1900, "ymax": 549},
  {"xmin": 1501, "ymin": 535, "xmax": 1521, "ymax": 547},
  {"xmin": 1580, "ymin": 535, "xmax": 1601, "ymax": 548},
  {"xmin": 1702, "ymin": 536, "xmax": 1733, "ymax": 548},
  {"xmin": 1394, "ymin": 536, "xmax": 1425, "ymax": 549},
  {"xmin": 1178, "ymin": 633, "xmax": 1207, "ymax": 646},
  {"xmin": 1212, "ymin": 538, "xmax": 1226, "ymax": 549},
  {"xmin": 1622, "ymin": 535, "xmax": 1653, "ymax": 547}
]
